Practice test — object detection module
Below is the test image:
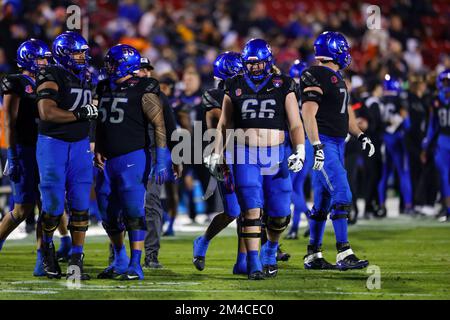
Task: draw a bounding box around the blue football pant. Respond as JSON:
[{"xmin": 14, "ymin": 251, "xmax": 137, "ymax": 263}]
[
  {"xmin": 37, "ymin": 135, "xmax": 92, "ymax": 216},
  {"xmin": 11, "ymin": 144, "xmax": 39, "ymax": 204},
  {"xmin": 378, "ymin": 132, "xmax": 413, "ymax": 205}
]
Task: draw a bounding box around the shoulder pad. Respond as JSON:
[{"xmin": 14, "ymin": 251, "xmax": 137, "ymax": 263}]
[
  {"xmin": 141, "ymin": 77, "xmax": 160, "ymax": 94},
  {"xmin": 202, "ymin": 89, "xmax": 222, "ymax": 110},
  {"xmin": 36, "ymin": 66, "xmax": 58, "ymax": 85},
  {"xmin": 1, "ymin": 75, "xmax": 21, "ymax": 94},
  {"xmin": 300, "ymin": 69, "xmax": 321, "ymax": 88}
]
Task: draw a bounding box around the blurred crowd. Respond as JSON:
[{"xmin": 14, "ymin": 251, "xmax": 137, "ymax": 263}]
[{"xmin": 0, "ymin": 0, "xmax": 449, "ymax": 225}]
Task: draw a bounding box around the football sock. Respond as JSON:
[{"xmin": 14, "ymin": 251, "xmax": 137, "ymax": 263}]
[
  {"xmin": 447, "ymin": 207, "xmax": 450, "ymax": 217},
  {"xmin": 247, "ymin": 250, "xmax": 262, "ymax": 273},
  {"xmin": 167, "ymin": 217, "xmax": 175, "ymax": 233},
  {"xmin": 130, "ymin": 249, "xmax": 142, "ymax": 266},
  {"xmin": 332, "ymin": 219, "xmax": 348, "ymax": 244},
  {"xmin": 236, "ymin": 252, "xmax": 247, "ymax": 265},
  {"xmin": 60, "ymin": 235, "xmax": 71, "ymax": 248},
  {"xmin": 0, "ymin": 240, "xmax": 4, "ymax": 251},
  {"xmin": 71, "ymin": 245, "xmax": 83, "ymax": 255},
  {"xmin": 309, "ymin": 219, "xmax": 326, "ymax": 246}
]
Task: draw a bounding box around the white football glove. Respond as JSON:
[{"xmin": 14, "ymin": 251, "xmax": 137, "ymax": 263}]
[
  {"xmin": 288, "ymin": 144, "xmax": 305, "ymax": 173},
  {"xmin": 312, "ymin": 143, "xmax": 325, "ymax": 170},
  {"xmin": 203, "ymin": 153, "xmax": 224, "ymax": 181},
  {"xmin": 358, "ymin": 133, "xmax": 375, "ymax": 157}
]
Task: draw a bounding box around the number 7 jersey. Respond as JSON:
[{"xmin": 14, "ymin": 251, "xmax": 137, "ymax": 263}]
[
  {"xmin": 300, "ymin": 65, "xmax": 349, "ymax": 138},
  {"xmin": 95, "ymin": 77, "xmax": 160, "ymax": 159}
]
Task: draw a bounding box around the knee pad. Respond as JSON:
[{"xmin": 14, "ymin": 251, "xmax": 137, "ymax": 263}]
[
  {"xmin": 68, "ymin": 210, "xmax": 89, "ymax": 232},
  {"xmin": 330, "ymin": 204, "xmax": 352, "ymax": 220},
  {"xmin": 239, "ymin": 213, "xmax": 262, "ymax": 239},
  {"xmin": 124, "ymin": 216, "xmax": 146, "ymax": 232},
  {"xmin": 306, "ymin": 208, "xmax": 328, "ymax": 221},
  {"xmin": 264, "ymin": 215, "xmax": 291, "ymax": 233},
  {"xmin": 40, "ymin": 212, "xmax": 62, "ymax": 233},
  {"xmin": 102, "ymin": 219, "xmax": 125, "ymax": 236}
]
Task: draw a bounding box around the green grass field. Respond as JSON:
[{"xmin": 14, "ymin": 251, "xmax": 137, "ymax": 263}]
[{"xmin": 0, "ymin": 217, "xmax": 449, "ymax": 300}]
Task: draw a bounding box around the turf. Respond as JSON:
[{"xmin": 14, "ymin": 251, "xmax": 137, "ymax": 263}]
[{"xmin": 0, "ymin": 217, "xmax": 449, "ymax": 300}]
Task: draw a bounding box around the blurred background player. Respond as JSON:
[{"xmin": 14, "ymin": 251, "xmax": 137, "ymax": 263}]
[
  {"xmin": 285, "ymin": 59, "xmax": 312, "ymax": 240},
  {"xmin": 377, "ymin": 74, "xmax": 414, "ymax": 217},
  {"xmin": 422, "ymin": 69, "xmax": 450, "ymax": 222},
  {"xmin": 0, "ymin": 39, "xmax": 50, "ymax": 275},
  {"xmin": 137, "ymin": 57, "xmax": 180, "ymax": 269},
  {"xmin": 193, "ymin": 51, "xmax": 248, "ymax": 274},
  {"xmin": 301, "ymin": 31, "xmax": 373, "ymax": 270},
  {"xmin": 36, "ymin": 31, "xmax": 97, "ymax": 280},
  {"xmin": 207, "ymin": 39, "xmax": 306, "ymax": 279},
  {"xmin": 95, "ymin": 45, "xmax": 169, "ymax": 280}
]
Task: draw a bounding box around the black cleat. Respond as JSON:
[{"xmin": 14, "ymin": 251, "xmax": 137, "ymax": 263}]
[
  {"xmin": 248, "ymin": 271, "xmax": 265, "ymax": 280},
  {"xmin": 375, "ymin": 206, "xmax": 387, "ymax": 218},
  {"xmin": 67, "ymin": 253, "xmax": 91, "ymax": 280},
  {"xmin": 276, "ymin": 246, "xmax": 290, "ymax": 262},
  {"xmin": 41, "ymin": 241, "xmax": 62, "ymax": 279},
  {"xmin": 263, "ymin": 264, "xmax": 278, "ymax": 278},
  {"xmin": 304, "ymin": 245, "xmax": 336, "ymax": 270},
  {"xmin": 193, "ymin": 257, "xmax": 205, "ymax": 271},
  {"xmin": 97, "ymin": 266, "xmax": 123, "ymax": 279},
  {"xmin": 336, "ymin": 246, "xmax": 369, "ymax": 271}
]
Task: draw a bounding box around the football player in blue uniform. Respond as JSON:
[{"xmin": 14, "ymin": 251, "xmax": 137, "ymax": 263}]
[
  {"xmin": 0, "ymin": 39, "xmax": 51, "ymax": 275},
  {"xmin": 377, "ymin": 74, "xmax": 414, "ymax": 216},
  {"xmin": 95, "ymin": 44, "xmax": 169, "ymax": 280},
  {"xmin": 36, "ymin": 31, "xmax": 98, "ymax": 280},
  {"xmin": 422, "ymin": 69, "xmax": 450, "ymax": 222},
  {"xmin": 284, "ymin": 59, "xmax": 313, "ymax": 240},
  {"xmin": 193, "ymin": 51, "xmax": 247, "ymax": 274},
  {"xmin": 207, "ymin": 39, "xmax": 306, "ymax": 279},
  {"xmin": 300, "ymin": 31, "xmax": 373, "ymax": 270}
]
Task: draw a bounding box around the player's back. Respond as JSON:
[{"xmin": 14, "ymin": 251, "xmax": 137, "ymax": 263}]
[
  {"xmin": 96, "ymin": 76, "xmax": 159, "ymax": 159},
  {"xmin": 301, "ymin": 65, "xmax": 349, "ymax": 138},
  {"xmin": 1, "ymin": 74, "xmax": 39, "ymax": 146},
  {"xmin": 36, "ymin": 65, "xmax": 92, "ymax": 142}
]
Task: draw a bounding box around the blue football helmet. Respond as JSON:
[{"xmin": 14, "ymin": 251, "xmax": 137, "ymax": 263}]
[
  {"xmin": 241, "ymin": 38, "xmax": 274, "ymax": 81},
  {"xmin": 16, "ymin": 39, "xmax": 51, "ymax": 74},
  {"xmin": 52, "ymin": 31, "xmax": 89, "ymax": 74},
  {"xmin": 437, "ymin": 69, "xmax": 450, "ymax": 105},
  {"xmin": 104, "ymin": 44, "xmax": 141, "ymax": 83},
  {"xmin": 289, "ymin": 59, "xmax": 307, "ymax": 79},
  {"xmin": 383, "ymin": 74, "xmax": 402, "ymax": 95},
  {"xmin": 213, "ymin": 51, "xmax": 243, "ymax": 81},
  {"xmin": 314, "ymin": 31, "xmax": 351, "ymax": 69}
]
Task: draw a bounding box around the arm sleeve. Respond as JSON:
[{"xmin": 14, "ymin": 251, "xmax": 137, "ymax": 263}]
[{"xmin": 300, "ymin": 68, "xmax": 323, "ymax": 104}]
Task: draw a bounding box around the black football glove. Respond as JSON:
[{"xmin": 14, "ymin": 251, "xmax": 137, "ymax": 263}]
[{"xmin": 73, "ymin": 103, "xmax": 98, "ymax": 120}]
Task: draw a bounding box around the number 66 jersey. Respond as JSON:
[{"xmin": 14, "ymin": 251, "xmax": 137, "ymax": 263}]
[{"xmin": 224, "ymin": 73, "xmax": 296, "ymax": 130}]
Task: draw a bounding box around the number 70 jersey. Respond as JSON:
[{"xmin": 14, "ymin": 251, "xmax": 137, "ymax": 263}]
[
  {"xmin": 95, "ymin": 77, "xmax": 160, "ymax": 159},
  {"xmin": 300, "ymin": 65, "xmax": 349, "ymax": 138}
]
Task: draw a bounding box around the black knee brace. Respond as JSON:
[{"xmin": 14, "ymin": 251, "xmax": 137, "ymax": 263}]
[
  {"xmin": 40, "ymin": 212, "xmax": 61, "ymax": 233},
  {"xmin": 330, "ymin": 204, "xmax": 352, "ymax": 220},
  {"xmin": 307, "ymin": 208, "xmax": 328, "ymax": 221},
  {"xmin": 239, "ymin": 214, "xmax": 262, "ymax": 239},
  {"xmin": 124, "ymin": 216, "xmax": 146, "ymax": 232},
  {"xmin": 68, "ymin": 210, "xmax": 89, "ymax": 232},
  {"xmin": 264, "ymin": 215, "xmax": 291, "ymax": 233},
  {"xmin": 102, "ymin": 221, "xmax": 125, "ymax": 236}
]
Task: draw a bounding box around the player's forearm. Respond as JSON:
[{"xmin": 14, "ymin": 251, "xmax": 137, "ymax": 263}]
[
  {"xmin": 301, "ymin": 102, "xmax": 320, "ymax": 143},
  {"xmin": 289, "ymin": 125, "xmax": 305, "ymax": 147},
  {"xmin": 38, "ymin": 100, "xmax": 77, "ymax": 123}
]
